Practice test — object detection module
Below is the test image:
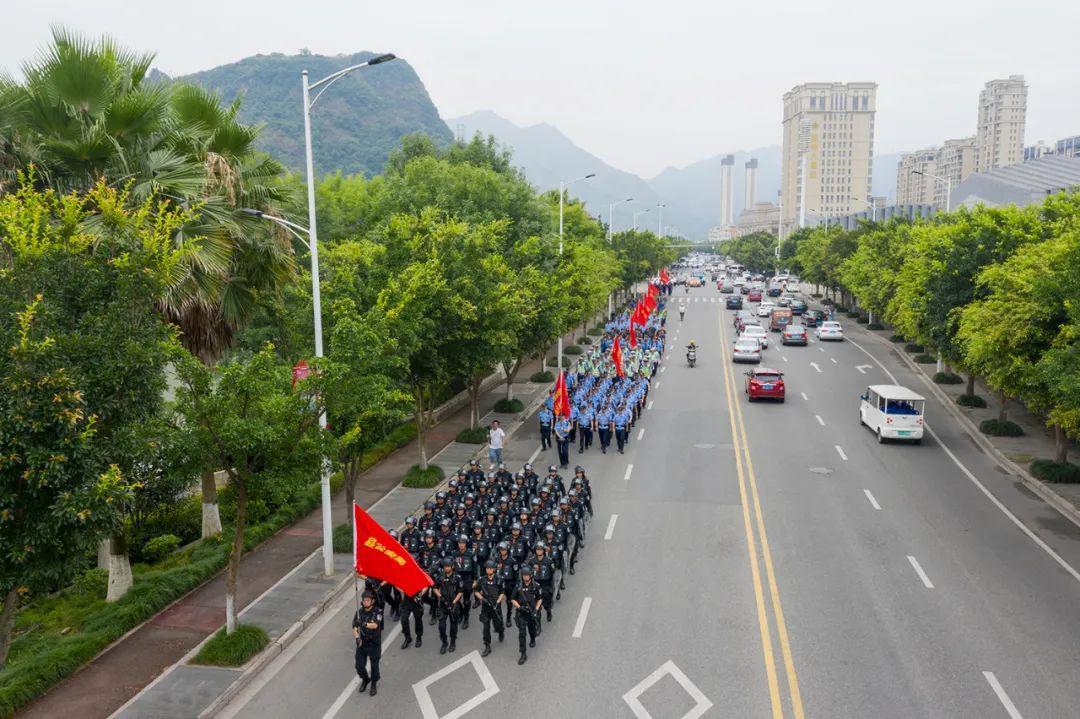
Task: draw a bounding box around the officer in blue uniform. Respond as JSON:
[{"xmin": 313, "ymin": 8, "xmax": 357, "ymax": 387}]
[
  {"xmin": 538, "ymin": 406, "xmax": 553, "ymax": 451},
  {"xmin": 613, "ymin": 404, "xmax": 632, "ymax": 454},
  {"xmin": 578, "ymin": 404, "xmax": 595, "ymax": 453},
  {"xmin": 568, "ymin": 403, "xmax": 579, "ymax": 447},
  {"xmin": 596, "ymin": 405, "xmax": 613, "ymax": 454},
  {"xmin": 553, "ymin": 415, "xmax": 571, "ymax": 468}
]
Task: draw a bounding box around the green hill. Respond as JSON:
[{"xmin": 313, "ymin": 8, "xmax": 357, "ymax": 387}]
[{"xmin": 169, "ymin": 50, "xmax": 453, "ymax": 177}]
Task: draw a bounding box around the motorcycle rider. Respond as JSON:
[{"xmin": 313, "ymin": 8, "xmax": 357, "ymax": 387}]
[
  {"xmin": 686, "ymin": 340, "xmax": 698, "ymax": 367},
  {"xmin": 679, "ymin": 301, "xmax": 686, "ymax": 321}
]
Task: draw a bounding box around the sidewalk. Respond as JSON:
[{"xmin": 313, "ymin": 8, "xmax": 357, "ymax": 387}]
[
  {"xmin": 808, "ymin": 295, "xmax": 1080, "ymax": 527},
  {"xmin": 16, "ymin": 334, "xmax": 576, "ymax": 719}
]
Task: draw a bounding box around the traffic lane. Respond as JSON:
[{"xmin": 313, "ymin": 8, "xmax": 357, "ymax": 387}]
[
  {"xmin": 722, "ymin": 319, "xmax": 966, "ymax": 717},
  {"xmin": 784, "ymin": 334, "xmax": 1080, "ymax": 715}
]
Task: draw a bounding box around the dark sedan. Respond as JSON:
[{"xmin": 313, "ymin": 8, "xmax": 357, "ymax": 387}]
[
  {"xmin": 790, "ymin": 299, "xmax": 808, "ymax": 315},
  {"xmin": 802, "ymin": 310, "xmax": 824, "ymax": 327},
  {"xmin": 781, "ymin": 324, "xmax": 808, "ymax": 345},
  {"xmin": 726, "ymin": 295, "xmax": 744, "ymax": 309}
]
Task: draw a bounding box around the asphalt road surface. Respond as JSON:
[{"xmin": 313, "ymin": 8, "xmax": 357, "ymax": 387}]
[{"xmin": 218, "ymin": 284, "xmax": 1080, "ymax": 719}]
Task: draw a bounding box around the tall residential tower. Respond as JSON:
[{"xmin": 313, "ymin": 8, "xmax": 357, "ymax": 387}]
[
  {"xmin": 781, "ymin": 82, "xmax": 877, "ymax": 227},
  {"xmin": 976, "ymin": 75, "xmax": 1027, "ymax": 172}
]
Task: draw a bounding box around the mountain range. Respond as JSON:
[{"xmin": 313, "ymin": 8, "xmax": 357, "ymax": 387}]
[{"xmin": 164, "ymin": 49, "xmax": 902, "ymax": 239}]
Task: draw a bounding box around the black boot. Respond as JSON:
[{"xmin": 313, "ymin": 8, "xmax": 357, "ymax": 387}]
[
  {"xmin": 498, "ymin": 631, "xmax": 505, "ymax": 643},
  {"xmin": 358, "ymin": 677, "xmax": 369, "ymax": 694},
  {"xmin": 518, "ymin": 652, "xmax": 527, "ymax": 665},
  {"xmin": 546, "ymin": 610, "xmax": 553, "ymax": 622},
  {"xmin": 529, "ymin": 637, "xmax": 536, "ymax": 648},
  {"xmin": 449, "ymin": 640, "xmax": 456, "ymax": 653},
  {"xmin": 415, "ymin": 635, "xmax": 423, "ymax": 648},
  {"xmin": 401, "ymin": 636, "xmax": 412, "ymax": 650},
  {"xmin": 481, "ymin": 644, "xmax": 491, "ymax": 657},
  {"xmin": 440, "ymin": 643, "xmax": 448, "ymax": 655},
  {"xmin": 369, "ymin": 680, "xmax": 378, "ymax": 697}
]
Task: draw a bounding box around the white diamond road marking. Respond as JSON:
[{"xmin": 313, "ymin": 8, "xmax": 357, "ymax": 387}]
[
  {"xmin": 622, "ymin": 660, "xmax": 713, "ymax": 719},
  {"xmin": 413, "ymin": 650, "xmax": 499, "ymax": 719}
]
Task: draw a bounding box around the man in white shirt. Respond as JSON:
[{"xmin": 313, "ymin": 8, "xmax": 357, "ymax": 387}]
[{"xmin": 488, "ymin": 420, "xmax": 506, "ymax": 468}]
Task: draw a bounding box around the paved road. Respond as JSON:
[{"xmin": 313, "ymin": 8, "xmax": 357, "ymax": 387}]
[{"xmin": 217, "ymin": 285, "xmax": 1080, "ymax": 719}]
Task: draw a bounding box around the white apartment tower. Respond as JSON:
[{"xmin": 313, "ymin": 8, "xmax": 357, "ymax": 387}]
[
  {"xmin": 976, "ymin": 75, "xmax": 1027, "ymax": 173},
  {"xmin": 781, "ymin": 82, "xmax": 877, "ymax": 227},
  {"xmin": 895, "ymin": 148, "xmax": 939, "ymax": 206}
]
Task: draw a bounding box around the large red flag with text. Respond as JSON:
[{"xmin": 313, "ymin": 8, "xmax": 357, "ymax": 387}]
[
  {"xmin": 611, "ymin": 335, "xmax": 625, "ymax": 377},
  {"xmin": 552, "ymin": 370, "xmax": 571, "ymax": 418},
  {"xmin": 660, "ymin": 267, "xmax": 671, "ymax": 285},
  {"xmin": 642, "ymin": 293, "xmax": 657, "ymax": 316},
  {"xmin": 647, "ymin": 282, "xmax": 659, "ymax": 299},
  {"xmin": 354, "ymin": 504, "xmax": 433, "ymax": 596}
]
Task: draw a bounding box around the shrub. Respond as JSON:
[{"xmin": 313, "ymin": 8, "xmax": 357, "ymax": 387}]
[
  {"xmin": 980, "ymin": 419, "xmax": 1024, "ymax": 437},
  {"xmin": 913, "ymin": 353, "xmax": 936, "ymax": 363},
  {"xmin": 142, "ymin": 534, "xmax": 182, "ymax": 562},
  {"xmin": 547, "ymin": 356, "xmax": 559, "ymax": 366},
  {"xmin": 579, "ymin": 336, "xmax": 592, "ymax": 345},
  {"xmin": 192, "ymin": 625, "xmax": 269, "ymax": 667},
  {"xmin": 890, "ymin": 334, "xmax": 906, "ymax": 343},
  {"xmin": 72, "ymin": 568, "xmax": 108, "ymax": 600},
  {"xmin": 934, "ymin": 372, "xmax": 963, "ymax": 384},
  {"xmin": 957, "ymin": 393, "xmax": 987, "ymax": 408},
  {"xmin": 856, "ymin": 316, "xmax": 869, "ymax": 324},
  {"xmin": 587, "ymin": 327, "xmax": 603, "ymax": 336},
  {"xmin": 493, "ymin": 398, "xmax": 524, "ymax": 413},
  {"xmin": 846, "ymin": 311, "xmax": 861, "ymax": 318},
  {"xmin": 904, "ymin": 343, "xmax": 924, "ymax": 353},
  {"xmin": 403, "ymin": 464, "xmax": 445, "ymax": 489},
  {"xmin": 564, "ymin": 345, "xmax": 582, "ymax": 355},
  {"xmin": 332, "ymin": 522, "xmax": 352, "ymax": 554},
  {"xmin": 1030, "ymin": 459, "xmax": 1080, "ymax": 484},
  {"xmin": 867, "ymin": 322, "xmax": 885, "ymax": 330},
  {"xmin": 530, "ymin": 371, "xmax": 554, "ymax": 383},
  {"xmin": 455, "ymin": 427, "xmax": 489, "ymax": 444},
  {"xmin": 835, "ymin": 305, "xmax": 849, "ymax": 313}
]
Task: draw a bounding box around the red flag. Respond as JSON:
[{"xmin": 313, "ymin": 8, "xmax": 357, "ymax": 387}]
[
  {"xmin": 291, "ymin": 359, "xmax": 310, "ymax": 388},
  {"xmin": 629, "ymin": 322, "xmax": 637, "ymax": 349},
  {"xmin": 660, "ymin": 267, "xmax": 671, "ymax": 284},
  {"xmin": 354, "ymin": 504, "xmax": 433, "ymax": 596},
  {"xmin": 552, "ymin": 370, "xmax": 571, "ymax": 418},
  {"xmin": 611, "ymin": 335, "xmax": 625, "ymax": 377},
  {"xmin": 630, "ymin": 302, "xmax": 647, "ymax": 327},
  {"xmin": 642, "ymin": 294, "xmax": 657, "ymax": 316},
  {"xmin": 647, "ymin": 282, "xmax": 659, "ymax": 298}
]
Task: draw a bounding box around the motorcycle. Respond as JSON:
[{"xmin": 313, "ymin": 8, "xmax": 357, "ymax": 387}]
[
  {"xmin": 679, "ymin": 310, "xmax": 685, "ymax": 322},
  {"xmin": 686, "ymin": 348, "xmax": 697, "ymax": 368}
]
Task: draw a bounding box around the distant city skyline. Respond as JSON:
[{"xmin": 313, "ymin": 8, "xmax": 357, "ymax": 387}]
[{"xmin": 4, "ymin": 0, "xmax": 1079, "ymax": 177}]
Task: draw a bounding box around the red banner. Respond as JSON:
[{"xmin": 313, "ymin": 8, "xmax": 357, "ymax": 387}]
[
  {"xmin": 629, "ymin": 322, "xmax": 637, "ymax": 349},
  {"xmin": 642, "ymin": 294, "xmax": 657, "ymax": 316},
  {"xmin": 660, "ymin": 267, "xmax": 670, "ymax": 284},
  {"xmin": 552, "ymin": 370, "xmax": 571, "ymax": 418},
  {"xmin": 353, "ymin": 504, "xmax": 433, "ymax": 597},
  {"xmin": 611, "ymin": 335, "xmax": 625, "ymax": 377},
  {"xmin": 647, "ymin": 282, "xmax": 659, "ymax": 298}
]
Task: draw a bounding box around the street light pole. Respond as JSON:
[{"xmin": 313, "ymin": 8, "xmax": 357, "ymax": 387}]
[
  {"xmin": 657, "ymin": 203, "xmax": 665, "ymax": 237},
  {"xmin": 849, "ymin": 195, "xmax": 877, "ymax": 222},
  {"xmin": 300, "ymin": 53, "xmax": 396, "ymax": 576},
  {"xmin": 557, "ymin": 173, "xmax": 595, "ymax": 371},
  {"xmin": 608, "ymin": 197, "xmax": 633, "ymax": 243},
  {"xmin": 633, "ymin": 208, "xmax": 650, "ymax": 231},
  {"xmin": 912, "ymin": 170, "xmax": 952, "ymax": 212}
]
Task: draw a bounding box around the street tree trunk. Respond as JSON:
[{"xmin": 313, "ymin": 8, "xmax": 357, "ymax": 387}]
[
  {"xmin": 201, "ymin": 469, "xmax": 222, "ymax": 538},
  {"xmin": 414, "ymin": 386, "xmax": 429, "ymax": 470},
  {"xmin": 998, "ymin": 390, "xmax": 1009, "ymax": 423},
  {"xmin": 106, "ymin": 534, "xmax": 133, "ymax": 602},
  {"xmin": 1054, "ymin": 424, "xmax": 1069, "ymax": 465},
  {"xmin": 966, "ymin": 373, "xmax": 976, "ymax": 397},
  {"xmin": 225, "ymin": 479, "xmax": 247, "ymax": 635},
  {"xmin": 502, "ymin": 359, "xmax": 523, "ymax": 402},
  {"xmin": 467, "ymin": 375, "xmax": 481, "ymax": 430},
  {"xmin": 0, "ymin": 587, "xmax": 19, "ymax": 670}
]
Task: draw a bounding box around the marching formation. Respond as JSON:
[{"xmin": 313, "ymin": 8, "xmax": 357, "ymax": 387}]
[{"xmin": 354, "ymin": 463, "xmax": 595, "ymax": 695}]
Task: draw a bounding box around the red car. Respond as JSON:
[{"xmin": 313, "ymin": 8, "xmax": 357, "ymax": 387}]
[
  {"xmin": 747, "ymin": 289, "xmax": 763, "ymax": 302},
  {"xmin": 745, "ymin": 367, "xmax": 785, "ymax": 402}
]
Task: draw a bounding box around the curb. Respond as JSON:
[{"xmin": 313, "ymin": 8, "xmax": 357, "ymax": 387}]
[{"xmin": 853, "ymin": 323, "xmax": 1080, "ymax": 531}]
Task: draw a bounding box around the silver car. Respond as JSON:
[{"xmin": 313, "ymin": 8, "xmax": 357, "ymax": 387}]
[{"xmin": 732, "ymin": 338, "xmax": 763, "ymax": 363}]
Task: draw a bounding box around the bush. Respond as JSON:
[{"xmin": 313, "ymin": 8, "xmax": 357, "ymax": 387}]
[
  {"xmin": 564, "ymin": 345, "xmax": 582, "ymax": 355},
  {"xmin": 904, "ymin": 343, "xmax": 924, "ymax": 353},
  {"xmin": 835, "ymin": 305, "xmax": 849, "ymax": 313},
  {"xmin": 579, "ymin": 336, "xmax": 592, "ymax": 345},
  {"xmin": 867, "ymin": 322, "xmax": 885, "ymax": 330},
  {"xmin": 856, "ymin": 316, "xmax": 869, "ymax": 324},
  {"xmin": 192, "ymin": 625, "xmax": 269, "ymax": 667},
  {"xmin": 846, "ymin": 311, "xmax": 861, "ymax": 318},
  {"xmin": 934, "ymin": 372, "xmax": 963, "ymax": 384},
  {"xmin": 403, "ymin": 464, "xmax": 445, "ymax": 489},
  {"xmin": 587, "ymin": 327, "xmax": 603, "ymax": 336},
  {"xmin": 455, "ymin": 427, "xmax": 489, "ymax": 444},
  {"xmin": 142, "ymin": 534, "xmax": 182, "ymax": 562},
  {"xmin": 547, "ymin": 356, "xmax": 559, "ymax": 366},
  {"xmin": 957, "ymin": 393, "xmax": 987, "ymax": 408},
  {"xmin": 1030, "ymin": 459, "xmax": 1080, "ymax": 484},
  {"xmin": 890, "ymin": 334, "xmax": 906, "ymax": 343},
  {"xmin": 980, "ymin": 419, "xmax": 1024, "ymax": 437},
  {"xmin": 72, "ymin": 568, "xmax": 108, "ymax": 600},
  {"xmin": 333, "ymin": 522, "xmax": 352, "ymax": 554},
  {"xmin": 530, "ymin": 370, "xmax": 554, "ymax": 383},
  {"xmin": 493, "ymin": 398, "xmax": 524, "ymax": 413},
  {"xmin": 913, "ymin": 353, "xmax": 936, "ymax": 364}
]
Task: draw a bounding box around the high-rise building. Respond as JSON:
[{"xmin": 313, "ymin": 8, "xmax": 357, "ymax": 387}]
[
  {"xmin": 781, "ymin": 82, "xmax": 877, "ymax": 227},
  {"xmin": 975, "ymin": 75, "xmax": 1027, "ymax": 173},
  {"xmin": 935, "ymin": 137, "xmax": 977, "ymax": 207},
  {"xmin": 895, "ymin": 148, "xmax": 939, "ymax": 206},
  {"xmin": 744, "ymin": 159, "xmax": 758, "ymax": 210},
  {"xmin": 719, "ymin": 155, "xmax": 735, "ymax": 227}
]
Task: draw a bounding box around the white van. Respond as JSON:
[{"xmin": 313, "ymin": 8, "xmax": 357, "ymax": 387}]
[{"xmin": 859, "ymin": 384, "xmax": 925, "ymax": 443}]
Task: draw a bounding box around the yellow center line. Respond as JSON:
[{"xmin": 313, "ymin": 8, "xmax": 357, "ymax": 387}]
[{"xmin": 717, "ymin": 313, "xmax": 785, "ymax": 719}]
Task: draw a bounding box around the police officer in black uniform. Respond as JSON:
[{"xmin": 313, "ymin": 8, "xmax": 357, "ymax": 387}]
[
  {"xmin": 352, "ymin": 589, "xmax": 384, "ymax": 696},
  {"xmin": 494, "ymin": 541, "xmax": 518, "ymax": 625},
  {"xmin": 473, "ymin": 560, "xmax": 506, "ymax": 656},
  {"xmin": 434, "ymin": 557, "xmax": 461, "ymax": 654},
  {"xmin": 453, "ymin": 535, "xmax": 476, "ymax": 629},
  {"xmin": 399, "ymin": 585, "xmax": 425, "ymax": 650},
  {"xmin": 530, "ymin": 541, "xmax": 556, "ymax": 623},
  {"xmin": 512, "ymin": 566, "xmax": 543, "ymax": 665}
]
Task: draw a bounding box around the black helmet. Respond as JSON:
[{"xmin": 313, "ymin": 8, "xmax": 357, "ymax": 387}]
[
  {"xmin": 548, "ymin": 465, "xmax": 558, "ymax": 473},
  {"xmin": 510, "ymin": 485, "xmax": 520, "ymax": 493},
  {"xmin": 465, "ymin": 493, "xmax": 475, "ymax": 501},
  {"xmin": 455, "ymin": 503, "xmax": 466, "ymax": 512},
  {"xmin": 530, "ymin": 497, "xmax": 541, "ymax": 506},
  {"xmin": 534, "ymin": 541, "xmax": 547, "ymax": 551},
  {"xmin": 436, "ymin": 491, "xmax": 447, "ymax": 500},
  {"xmin": 423, "ymin": 501, "xmax": 435, "ymax": 511},
  {"xmin": 473, "ymin": 521, "xmax": 483, "ymax": 529},
  {"xmin": 457, "ymin": 469, "xmax": 467, "ymax": 477},
  {"xmin": 389, "ymin": 529, "xmax": 399, "ymax": 538},
  {"xmin": 545, "ymin": 524, "xmax": 555, "ymax": 533},
  {"xmin": 523, "ymin": 463, "xmax": 533, "ymax": 471},
  {"xmin": 457, "ymin": 534, "xmax": 468, "ymax": 543},
  {"xmin": 486, "ymin": 508, "xmax": 497, "ymax": 517},
  {"xmin": 442, "ymin": 557, "xmax": 454, "ymax": 567},
  {"xmin": 567, "ymin": 489, "xmax": 578, "ymax": 497},
  {"xmin": 439, "ymin": 518, "xmax": 452, "ymax": 527},
  {"xmin": 497, "ymin": 541, "xmax": 510, "ymax": 551},
  {"xmin": 498, "ymin": 462, "xmax": 506, "ymax": 470},
  {"xmin": 499, "ymin": 495, "xmax": 509, "ymax": 503},
  {"xmin": 520, "ymin": 565, "xmax": 533, "ymax": 576},
  {"xmin": 469, "ymin": 459, "xmax": 479, "ymax": 467},
  {"xmin": 448, "ymin": 479, "xmax": 459, "ymax": 489},
  {"xmin": 510, "ymin": 522, "xmax": 522, "ymax": 531},
  {"xmin": 486, "ymin": 471, "xmax": 496, "ymax": 480},
  {"xmin": 424, "ymin": 529, "xmax": 435, "ymax": 538},
  {"xmin": 574, "ymin": 465, "xmax": 583, "ymax": 473},
  {"xmin": 405, "ymin": 516, "xmax": 416, "ymax": 525},
  {"xmin": 484, "ymin": 560, "xmax": 497, "ymax": 570}
]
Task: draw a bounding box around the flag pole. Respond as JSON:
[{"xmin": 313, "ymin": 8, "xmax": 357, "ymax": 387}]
[{"xmin": 352, "ymin": 502, "xmax": 360, "ymax": 616}]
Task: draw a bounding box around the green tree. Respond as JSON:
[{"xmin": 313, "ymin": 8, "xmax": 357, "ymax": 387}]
[{"xmin": 838, "ymin": 220, "xmax": 914, "ymax": 323}]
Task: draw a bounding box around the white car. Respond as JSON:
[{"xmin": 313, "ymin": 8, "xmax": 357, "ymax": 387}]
[
  {"xmin": 816, "ymin": 321, "xmax": 845, "ymax": 341},
  {"xmin": 757, "ymin": 301, "xmax": 775, "ymax": 317},
  {"xmin": 739, "ymin": 324, "xmax": 769, "ymax": 348},
  {"xmin": 732, "ymin": 338, "xmax": 762, "ymax": 363}
]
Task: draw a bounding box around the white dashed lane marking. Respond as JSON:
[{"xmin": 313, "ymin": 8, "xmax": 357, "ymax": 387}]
[
  {"xmin": 864, "ymin": 489, "xmax": 881, "ymax": 510},
  {"xmin": 604, "ymin": 514, "xmax": 618, "ymax": 540},
  {"xmin": 907, "ymin": 555, "xmax": 935, "ymax": 589}
]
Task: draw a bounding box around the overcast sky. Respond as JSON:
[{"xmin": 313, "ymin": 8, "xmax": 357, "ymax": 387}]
[{"xmin": 4, "ymin": 0, "xmax": 1076, "ymax": 177}]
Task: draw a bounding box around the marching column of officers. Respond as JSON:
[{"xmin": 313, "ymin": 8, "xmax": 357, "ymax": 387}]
[{"xmin": 353, "ymin": 460, "xmax": 594, "ymax": 695}]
